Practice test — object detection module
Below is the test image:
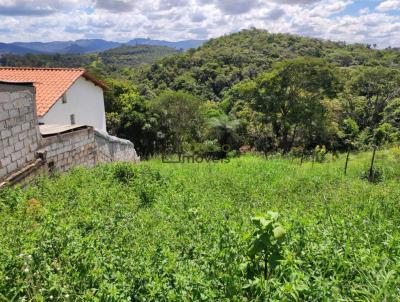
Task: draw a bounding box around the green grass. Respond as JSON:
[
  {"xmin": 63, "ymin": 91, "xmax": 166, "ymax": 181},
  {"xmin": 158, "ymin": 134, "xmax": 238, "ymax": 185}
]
[{"xmin": 0, "ymin": 150, "xmax": 400, "ymax": 301}]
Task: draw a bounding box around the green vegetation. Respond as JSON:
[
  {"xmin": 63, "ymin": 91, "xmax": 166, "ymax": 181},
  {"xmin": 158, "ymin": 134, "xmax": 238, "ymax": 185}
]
[
  {"xmin": 106, "ymin": 29, "xmax": 400, "ymax": 156},
  {"xmin": 0, "ymin": 45, "xmax": 178, "ymax": 71},
  {"xmin": 3, "ymin": 29, "xmax": 400, "ymax": 157},
  {"xmin": 0, "ymin": 53, "xmax": 94, "ymax": 69},
  {"xmin": 131, "ymin": 28, "xmax": 400, "ymax": 100},
  {"xmin": 100, "ymin": 45, "xmax": 179, "ymax": 69},
  {"xmin": 2, "ymin": 27, "xmax": 399, "ymax": 301},
  {"xmin": 1, "ymin": 149, "xmax": 400, "ymax": 301}
]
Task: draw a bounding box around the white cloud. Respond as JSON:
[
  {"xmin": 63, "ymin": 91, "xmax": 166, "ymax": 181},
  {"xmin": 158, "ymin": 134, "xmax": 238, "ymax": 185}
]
[
  {"xmin": 0, "ymin": 0, "xmax": 86, "ymax": 16},
  {"xmin": 269, "ymin": 0, "xmax": 321, "ymax": 4},
  {"xmin": 309, "ymin": 0, "xmax": 354, "ymax": 17},
  {"xmin": 213, "ymin": 0, "xmax": 261, "ymax": 15},
  {"xmin": 94, "ymin": 0, "xmax": 136, "ymax": 12},
  {"xmin": 0, "ymin": 0, "xmax": 398, "ymax": 48},
  {"xmin": 377, "ymin": 0, "xmax": 400, "ymax": 11}
]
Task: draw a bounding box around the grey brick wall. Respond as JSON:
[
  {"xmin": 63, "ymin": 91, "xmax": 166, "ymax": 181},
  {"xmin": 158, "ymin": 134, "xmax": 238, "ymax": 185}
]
[
  {"xmin": 0, "ymin": 83, "xmax": 40, "ymax": 180},
  {"xmin": 0, "ymin": 82, "xmax": 139, "ymax": 186},
  {"xmin": 41, "ymin": 128, "xmax": 97, "ymax": 172},
  {"xmin": 95, "ymin": 130, "xmax": 140, "ymax": 164}
]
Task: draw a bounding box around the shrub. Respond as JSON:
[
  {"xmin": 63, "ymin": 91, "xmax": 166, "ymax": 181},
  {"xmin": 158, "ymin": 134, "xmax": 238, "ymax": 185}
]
[
  {"xmin": 361, "ymin": 167, "xmax": 383, "ymax": 183},
  {"xmin": 315, "ymin": 145, "xmax": 327, "ymax": 163},
  {"xmin": 113, "ymin": 163, "xmax": 136, "ymax": 183},
  {"xmin": 246, "ymin": 212, "xmax": 286, "ymax": 280}
]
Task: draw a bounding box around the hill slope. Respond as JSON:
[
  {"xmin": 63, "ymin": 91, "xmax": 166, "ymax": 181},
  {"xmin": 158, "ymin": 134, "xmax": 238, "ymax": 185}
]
[
  {"xmin": 99, "ymin": 45, "xmax": 179, "ymax": 67},
  {"xmin": 133, "ymin": 29, "xmax": 400, "ymax": 100},
  {"xmin": 0, "ymin": 43, "xmax": 43, "ymax": 55},
  {"xmin": 127, "ymin": 38, "xmax": 206, "ymax": 50},
  {"xmin": 0, "ymin": 38, "xmax": 206, "ymax": 55},
  {"xmin": 10, "ymin": 39, "xmax": 120, "ymax": 54},
  {"xmin": 0, "ymin": 45, "xmax": 178, "ymax": 69}
]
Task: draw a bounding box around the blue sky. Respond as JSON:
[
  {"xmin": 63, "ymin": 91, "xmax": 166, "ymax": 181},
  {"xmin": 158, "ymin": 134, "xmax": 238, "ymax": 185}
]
[{"xmin": 0, "ymin": 0, "xmax": 399, "ymax": 47}]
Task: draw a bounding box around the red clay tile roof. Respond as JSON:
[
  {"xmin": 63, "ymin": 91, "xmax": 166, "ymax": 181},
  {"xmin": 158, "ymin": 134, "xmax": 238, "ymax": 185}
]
[{"xmin": 0, "ymin": 67, "xmax": 107, "ymax": 117}]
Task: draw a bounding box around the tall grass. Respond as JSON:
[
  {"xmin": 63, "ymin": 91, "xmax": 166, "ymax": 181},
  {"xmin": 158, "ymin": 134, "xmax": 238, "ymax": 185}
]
[{"xmin": 0, "ymin": 150, "xmax": 399, "ymax": 301}]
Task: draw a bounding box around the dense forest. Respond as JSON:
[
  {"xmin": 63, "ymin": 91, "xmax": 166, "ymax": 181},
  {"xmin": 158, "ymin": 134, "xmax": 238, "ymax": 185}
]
[
  {"xmin": 3, "ymin": 29, "xmax": 400, "ymax": 158},
  {"xmin": 107, "ymin": 29, "xmax": 400, "ymax": 157},
  {"xmin": 0, "ymin": 45, "xmax": 178, "ymax": 75}
]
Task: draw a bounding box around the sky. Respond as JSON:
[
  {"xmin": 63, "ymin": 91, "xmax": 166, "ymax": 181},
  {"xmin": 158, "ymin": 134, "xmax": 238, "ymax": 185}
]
[{"xmin": 0, "ymin": 0, "xmax": 399, "ymax": 48}]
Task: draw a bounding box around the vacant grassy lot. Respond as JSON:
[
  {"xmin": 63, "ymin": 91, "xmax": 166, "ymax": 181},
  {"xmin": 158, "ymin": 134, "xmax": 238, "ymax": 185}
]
[{"xmin": 1, "ymin": 150, "xmax": 399, "ymax": 301}]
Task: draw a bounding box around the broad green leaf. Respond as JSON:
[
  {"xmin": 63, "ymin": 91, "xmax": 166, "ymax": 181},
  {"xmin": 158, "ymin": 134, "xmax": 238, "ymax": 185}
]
[
  {"xmin": 273, "ymin": 226, "xmax": 286, "ymax": 239},
  {"xmin": 267, "ymin": 211, "xmax": 279, "ymax": 221}
]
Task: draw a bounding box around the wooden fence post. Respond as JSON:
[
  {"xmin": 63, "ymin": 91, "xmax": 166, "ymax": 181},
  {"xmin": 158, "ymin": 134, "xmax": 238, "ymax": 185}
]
[
  {"xmin": 312, "ymin": 150, "xmax": 315, "ymax": 167},
  {"xmin": 369, "ymin": 145, "xmax": 377, "ymax": 181},
  {"xmin": 344, "ymin": 149, "xmax": 350, "ymax": 175}
]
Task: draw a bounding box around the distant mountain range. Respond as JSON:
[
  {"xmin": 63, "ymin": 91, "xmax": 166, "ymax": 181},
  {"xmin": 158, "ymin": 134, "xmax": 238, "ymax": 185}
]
[
  {"xmin": 126, "ymin": 38, "xmax": 205, "ymax": 50},
  {"xmin": 0, "ymin": 38, "xmax": 207, "ymax": 55},
  {"xmin": 0, "ymin": 45, "xmax": 182, "ymax": 69},
  {"xmin": 0, "ymin": 42, "xmax": 43, "ymax": 55}
]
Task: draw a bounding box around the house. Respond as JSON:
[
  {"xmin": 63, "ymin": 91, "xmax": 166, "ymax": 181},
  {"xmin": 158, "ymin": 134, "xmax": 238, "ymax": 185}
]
[
  {"xmin": 0, "ymin": 80, "xmax": 139, "ymax": 186},
  {"xmin": 0, "ymin": 67, "xmax": 108, "ymax": 132}
]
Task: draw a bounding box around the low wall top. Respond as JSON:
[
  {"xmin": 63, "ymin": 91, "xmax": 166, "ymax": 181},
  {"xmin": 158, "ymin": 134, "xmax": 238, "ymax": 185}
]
[{"xmin": 94, "ymin": 130, "xmax": 134, "ymax": 146}]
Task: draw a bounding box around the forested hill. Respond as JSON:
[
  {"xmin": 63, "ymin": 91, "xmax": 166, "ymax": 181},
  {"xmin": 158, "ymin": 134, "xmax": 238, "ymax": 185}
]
[
  {"xmin": 107, "ymin": 29, "xmax": 400, "ymax": 157},
  {"xmin": 1, "ymin": 29, "xmax": 399, "ymax": 157},
  {"xmin": 0, "ymin": 44, "xmax": 179, "ymax": 70},
  {"xmin": 100, "ymin": 45, "xmax": 179, "ymax": 68},
  {"xmin": 133, "ymin": 29, "xmax": 400, "ymax": 100}
]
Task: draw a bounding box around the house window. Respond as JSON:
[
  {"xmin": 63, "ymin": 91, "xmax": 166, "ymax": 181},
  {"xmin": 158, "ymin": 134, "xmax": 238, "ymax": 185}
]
[
  {"xmin": 70, "ymin": 114, "xmax": 76, "ymax": 125},
  {"xmin": 62, "ymin": 94, "xmax": 67, "ymax": 104}
]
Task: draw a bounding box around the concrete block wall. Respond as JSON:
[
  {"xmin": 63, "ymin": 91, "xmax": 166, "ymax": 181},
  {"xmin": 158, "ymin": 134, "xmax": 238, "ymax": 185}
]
[
  {"xmin": 95, "ymin": 130, "xmax": 140, "ymax": 164},
  {"xmin": 0, "ymin": 82, "xmax": 139, "ymax": 186},
  {"xmin": 0, "ymin": 83, "xmax": 40, "ymax": 180},
  {"xmin": 41, "ymin": 128, "xmax": 97, "ymax": 172}
]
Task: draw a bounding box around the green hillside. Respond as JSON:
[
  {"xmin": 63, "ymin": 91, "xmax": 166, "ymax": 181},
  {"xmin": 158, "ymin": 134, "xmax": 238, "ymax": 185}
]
[
  {"xmin": 1, "ymin": 150, "xmax": 400, "ymax": 300},
  {"xmin": 0, "ymin": 44, "xmax": 178, "ymax": 70},
  {"xmin": 99, "ymin": 45, "xmax": 179, "ymax": 68},
  {"xmin": 132, "ymin": 28, "xmax": 400, "ymax": 100},
  {"xmin": 106, "ymin": 29, "xmax": 400, "ymax": 157},
  {"xmin": 1, "ymin": 29, "xmax": 400, "ymax": 157}
]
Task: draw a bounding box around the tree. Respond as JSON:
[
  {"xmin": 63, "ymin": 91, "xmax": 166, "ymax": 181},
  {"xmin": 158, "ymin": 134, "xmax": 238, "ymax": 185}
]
[
  {"xmin": 338, "ymin": 67, "xmax": 400, "ymax": 146},
  {"xmin": 104, "ymin": 79, "xmax": 158, "ymax": 158},
  {"xmin": 349, "ymin": 67, "xmax": 400, "ymax": 130},
  {"xmin": 206, "ymin": 114, "xmax": 240, "ymax": 158},
  {"xmin": 250, "ymin": 58, "xmax": 339, "ymax": 152},
  {"xmin": 373, "ymin": 123, "xmax": 397, "ymax": 146},
  {"xmin": 338, "ymin": 118, "xmax": 360, "ymax": 150},
  {"xmin": 151, "ymin": 90, "xmax": 203, "ymax": 153},
  {"xmin": 383, "ymin": 98, "xmax": 400, "ymax": 140}
]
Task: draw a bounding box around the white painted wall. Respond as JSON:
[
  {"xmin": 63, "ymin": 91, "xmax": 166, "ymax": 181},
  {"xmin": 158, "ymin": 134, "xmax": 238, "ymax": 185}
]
[{"xmin": 38, "ymin": 77, "xmax": 107, "ymax": 132}]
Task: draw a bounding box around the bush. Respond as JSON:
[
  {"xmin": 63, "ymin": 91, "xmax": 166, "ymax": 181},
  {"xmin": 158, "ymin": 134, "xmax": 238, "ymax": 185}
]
[
  {"xmin": 361, "ymin": 167, "xmax": 383, "ymax": 183},
  {"xmin": 113, "ymin": 163, "xmax": 136, "ymax": 183},
  {"xmin": 315, "ymin": 145, "xmax": 327, "ymax": 163}
]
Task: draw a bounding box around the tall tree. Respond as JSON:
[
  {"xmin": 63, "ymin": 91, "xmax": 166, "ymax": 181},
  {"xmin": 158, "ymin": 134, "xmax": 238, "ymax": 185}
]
[
  {"xmin": 151, "ymin": 90, "xmax": 203, "ymax": 153},
  {"xmin": 104, "ymin": 79, "xmax": 157, "ymax": 158},
  {"xmin": 349, "ymin": 67, "xmax": 400, "ymax": 130},
  {"xmin": 206, "ymin": 114, "xmax": 240, "ymax": 157},
  {"xmin": 250, "ymin": 58, "xmax": 339, "ymax": 152}
]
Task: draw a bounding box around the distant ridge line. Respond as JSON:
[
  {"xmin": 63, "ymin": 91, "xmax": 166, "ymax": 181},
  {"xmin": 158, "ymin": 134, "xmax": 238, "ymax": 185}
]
[{"xmin": 0, "ymin": 38, "xmax": 208, "ymax": 55}]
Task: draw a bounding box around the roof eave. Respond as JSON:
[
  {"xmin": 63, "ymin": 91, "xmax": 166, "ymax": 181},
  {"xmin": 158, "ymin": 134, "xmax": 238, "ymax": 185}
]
[{"xmin": 82, "ymin": 72, "xmax": 110, "ymax": 91}]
